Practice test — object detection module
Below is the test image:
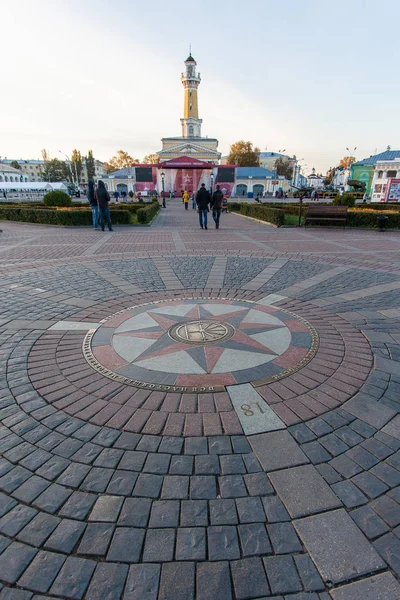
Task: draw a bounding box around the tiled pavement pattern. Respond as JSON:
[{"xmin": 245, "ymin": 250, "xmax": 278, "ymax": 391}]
[{"xmin": 1, "ymin": 202, "xmax": 400, "ymax": 599}]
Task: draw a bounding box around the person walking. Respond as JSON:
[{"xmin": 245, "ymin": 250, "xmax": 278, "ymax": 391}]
[
  {"xmin": 211, "ymin": 184, "xmax": 223, "ymax": 229},
  {"xmin": 97, "ymin": 180, "xmax": 113, "ymax": 232},
  {"xmin": 196, "ymin": 183, "xmax": 210, "ymax": 230},
  {"xmin": 87, "ymin": 180, "xmax": 99, "ymax": 230},
  {"xmin": 190, "ymin": 190, "xmax": 196, "ymax": 209},
  {"xmin": 183, "ymin": 189, "xmax": 189, "ymax": 210}
]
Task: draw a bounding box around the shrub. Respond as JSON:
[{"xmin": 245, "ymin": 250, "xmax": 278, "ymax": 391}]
[
  {"xmin": 332, "ymin": 193, "xmax": 356, "ymax": 207},
  {"xmin": 43, "ymin": 190, "xmax": 72, "ymax": 207},
  {"xmin": 136, "ymin": 202, "xmax": 160, "ymax": 224}
]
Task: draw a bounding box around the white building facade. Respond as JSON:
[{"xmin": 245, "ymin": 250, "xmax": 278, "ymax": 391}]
[{"xmin": 370, "ymin": 159, "xmax": 400, "ymax": 202}]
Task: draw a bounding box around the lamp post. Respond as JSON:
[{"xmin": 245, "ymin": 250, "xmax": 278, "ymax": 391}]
[
  {"xmin": 248, "ymin": 175, "xmax": 253, "ymax": 199},
  {"xmin": 161, "ymin": 172, "xmax": 166, "ymax": 208},
  {"xmin": 59, "ymin": 150, "xmax": 76, "ymax": 187},
  {"xmin": 210, "ymin": 171, "xmax": 214, "ymax": 196}
]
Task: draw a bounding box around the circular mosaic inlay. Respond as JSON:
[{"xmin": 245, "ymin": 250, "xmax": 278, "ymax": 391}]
[
  {"xmin": 168, "ymin": 320, "xmax": 235, "ymax": 345},
  {"xmin": 83, "ymin": 298, "xmax": 318, "ymax": 392}
]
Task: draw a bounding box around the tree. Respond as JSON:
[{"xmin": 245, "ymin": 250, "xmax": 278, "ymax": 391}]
[
  {"xmin": 324, "ymin": 167, "xmax": 335, "ymax": 186},
  {"xmin": 71, "ymin": 149, "xmax": 83, "ymax": 183},
  {"xmin": 86, "ymin": 150, "xmax": 96, "ymax": 181},
  {"xmin": 227, "ymin": 141, "xmax": 260, "ymax": 167},
  {"xmin": 143, "ymin": 153, "xmax": 159, "ymax": 164},
  {"xmin": 274, "ymin": 157, "xmax": 294, "ymax": 180},
  {"xmin": 10, "ymin": 160, "xmax": 21, "ymax": 170},
  {"xmin": 42, "ymin": 159, "xmax": 70, "ymax": 182},
  {"xmin": 339, "ymin": 156, "xmax": 356, "ymax": 169},
  {"xmin": 105, "ymin": 150, "xmax": 140, "ymax": 173},
  {"xmin": 41, "ymin": 149, "xmax": 50, "ymax": 162}
]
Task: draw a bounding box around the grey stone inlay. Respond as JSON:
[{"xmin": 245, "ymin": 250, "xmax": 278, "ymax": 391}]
[
  {"xmin": 152, "ymin": 257, "xmax": 183, "ymax": 290},
  {"xmin": 48, "ymin": 321, "xmax": 100, "ymax": 331},
  {"xmin": 250, "ymin": 430, "xmax": 309, "ymax": 472},
  {"xmin": 205, "ymin": 256, "xmax": 227, "ymax": 288},
  {"xmin": 259, "ymin": 261, "xmax": 334, "ymax": 294},
  {"xmin": 294, "ymin": 509, "xmax": 386, "ymax": 584},
  {"xmin": 227, "ymin": 384, "xmax": 285, "ymax": 434},
  {"xmin": 243, "ymin": 259, "xmax": 288, "ymax": 291},
  {"xmin": 279, "ymin": 265, "xmax": 351, "ymax": 297},
  {"xmin": 269, "ymin": 464, "xmax": 342, "ymax": 518},
  {"xmin": 330, "ymin": 572, "xmax": 400, "ymax": 600}
]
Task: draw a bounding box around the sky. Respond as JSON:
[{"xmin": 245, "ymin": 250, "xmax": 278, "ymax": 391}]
[{"xmin": 1, "ymin": 0, "xmax": 399, "ymax": 174}]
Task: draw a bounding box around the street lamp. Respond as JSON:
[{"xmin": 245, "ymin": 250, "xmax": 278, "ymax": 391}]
[
  {"xmin": 248, "ymin": 175, "xmax": 253, "ymax": 198},
  {"xmin": 210, "ymin": 171, "xmax": 214, "ymax": 195},
  {"xmin": 59, "ymin": 150, "xmax": 76, "ymax": 186},
  {"xmin": 161, "ymin": 172, "xmax": 166, "ymax": 208},
  {"xmin": 346, "ymin": 146, "xmax": 357, "ymax": 158}
]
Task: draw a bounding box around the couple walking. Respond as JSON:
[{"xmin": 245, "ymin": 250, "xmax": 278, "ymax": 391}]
[
  {"xmin": 88, "ymin": 180, "xmax": 113, "ymax": 231},
  {"xmin": 196, "ymin": 183, "xmax": 223, "ymax": 230}
]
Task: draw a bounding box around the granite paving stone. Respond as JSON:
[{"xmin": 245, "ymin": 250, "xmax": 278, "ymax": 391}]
[
  {"xmin": 238, "ymin": 522, "xmax": 272, "ymax": 556},
  {"xmin": 294, "ymin": 509, "xmax": 386, "ymax": 584},
  {"xmin": 49, "ymin": 556, "xmax": 96, "ymax": 599},
  {"xmin": 263, "ymin": 555, "xmax": 302, "ymax": 595},
  {"xmin": 124, "ymin": 563, "xmax": 161, "ymax": 600},
  {"xmin": 269, "ymin": 464, "xmax": 341, "ymax": 518},
  {"xmin": 196, "ymin": 561, "xmax": 232, "ymax": 600},
  {"xmin": 77, "ymin": 523, "xmax": 114, "ymax": 556},
  {"xmin": 158, "ymin": 562, "xmax": 195, "ymax": 600},
  {"xmin": 0, "ymin": 542, "xmax": 37, "ymax": 584},
  {"xmin": 373, "ymin": 532, "xmax": 400, "ymax": 576},
  {"xmin": 85, "ymin": 563, "xmax": 129, "ymax": 600},
  {"xmin": 231, "ymin": 557, "xmax": 270, "ymax": 599},
  {"xmin": 208, "ymin": 526, "xmax": 240, "ymax": 561},
  {"xmin": 107, "ymin": 527, "xmax": 145, "ymax": 563},
  {"xmin": 18, "ymin": 550, "xmax": 66, "ymax": 593}
]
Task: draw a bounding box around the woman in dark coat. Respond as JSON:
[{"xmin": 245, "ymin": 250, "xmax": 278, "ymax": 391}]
[{"xmin": 96, "ymin": 181, "xmax": 113, "ymax": 232}]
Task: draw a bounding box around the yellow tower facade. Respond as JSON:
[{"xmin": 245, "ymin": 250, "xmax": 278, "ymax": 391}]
[{"xmin": 180, "ymin": 54, "xmax": 202, "ymax": 138}]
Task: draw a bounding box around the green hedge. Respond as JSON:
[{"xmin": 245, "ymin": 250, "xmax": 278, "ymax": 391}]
[
  {"xmin": 228, "ymin": 203, "xmax": 284, "ymax": 227},
  {"xmin": 0, "ymin": 207, "xmax": 131, "ymax": 226},
  {"xmin": 136, "ymin": 202, "xmax": 160, "ymax": 224},
  {"xmin": 348, "ymin": 210, "xmax": 400, "ymax": 229}
]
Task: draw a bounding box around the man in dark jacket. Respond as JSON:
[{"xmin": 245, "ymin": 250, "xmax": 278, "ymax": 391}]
[
  {"xmin": 96, "ymin": 180, "xmax": 113, "ymax": 232},
  {"xmin": 196, "ymin": 183, "xmax": 210, "ymax": 230},
  {"xmin": 87, "ymin": 180, "xmax": 99, "ymax": 230},
  {"xmin": 211, "ymin": 184, "xmax": 223, "ymax": 229}
]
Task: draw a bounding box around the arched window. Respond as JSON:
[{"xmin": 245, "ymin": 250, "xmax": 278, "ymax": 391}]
[
  {"xmin": 5, "ymin": 176, "xmax": 8, "ymax": 182},
  {"xmin": 189, "ymin": 103, "xmax": 192, "ymax": 111},
  {"xmin": 10, "ymin": 176, "xmax": 13, "ymax": 182},
  {"xmin": 188, "ymin": 125, "xmax": 194, "ymax": 136},
  {"xmin": 377, "ymin": 171, "xmax": 383, "ymax": 178},
  {"xmin": 0, "ymin": 176, "xmax": 3, "ymax": 181}
]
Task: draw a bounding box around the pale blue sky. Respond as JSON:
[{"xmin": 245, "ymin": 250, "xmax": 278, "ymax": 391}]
[{"xmin": 1, "ymin": 0, "xmax": 398, "ymax": 173}]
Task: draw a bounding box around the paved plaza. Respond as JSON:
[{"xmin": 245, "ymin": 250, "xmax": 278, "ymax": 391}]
[{"xmin": 1, "ymin": 201, "xmax": 400, "ymax": 599}]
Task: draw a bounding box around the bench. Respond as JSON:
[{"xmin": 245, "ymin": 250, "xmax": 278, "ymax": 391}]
[{"xmin": 305, "ymin": 204, "xmax": 348, "ymax": 228}]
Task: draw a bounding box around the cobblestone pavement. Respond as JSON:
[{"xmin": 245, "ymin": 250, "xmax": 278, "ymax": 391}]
[{"xmin": 1, "ymin": 201, "xmax": 400, "ymax": 599}]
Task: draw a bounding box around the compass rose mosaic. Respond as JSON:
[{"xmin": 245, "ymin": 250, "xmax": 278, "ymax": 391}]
[{"xmin": 84, "ymin": 299, "xmax": 318, "ymax": 392}]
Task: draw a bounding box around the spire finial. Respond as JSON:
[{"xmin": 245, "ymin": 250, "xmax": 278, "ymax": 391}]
[{"xmin": 189, "ymin": 43, "xmax": 191, "ymax": 55}]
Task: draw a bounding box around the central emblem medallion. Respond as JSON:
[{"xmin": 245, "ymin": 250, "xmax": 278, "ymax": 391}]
[{"xmin": 169, "ymin": 319, "xmax": 235, "ymax": 345}]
